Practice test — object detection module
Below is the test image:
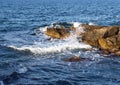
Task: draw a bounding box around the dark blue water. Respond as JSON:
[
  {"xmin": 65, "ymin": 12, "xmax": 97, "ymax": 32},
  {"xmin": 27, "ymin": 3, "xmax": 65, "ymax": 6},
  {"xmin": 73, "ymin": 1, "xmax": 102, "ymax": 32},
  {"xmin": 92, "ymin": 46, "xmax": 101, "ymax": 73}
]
[{"xmin": 0, "ymin": 0, "xmax": 120, "ymax": 85}]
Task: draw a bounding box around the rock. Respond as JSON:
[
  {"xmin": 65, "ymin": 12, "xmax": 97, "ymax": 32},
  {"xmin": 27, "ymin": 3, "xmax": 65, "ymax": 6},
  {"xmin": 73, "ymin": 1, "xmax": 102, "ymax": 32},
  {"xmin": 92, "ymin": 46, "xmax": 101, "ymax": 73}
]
[
  {"xmin": 81, "ymin": 24, "xmax": 106, "ymax": 32},
  {"xmin": 109, "ymin": 48, "xmax": 119, "ymax": 53},
  {"xmin": 98, "ymin": 38, "xmax": 111, "ymax": 50},
  {"xmin": 98, "ymin": 35, "xmax": 120, "ymax": 50},
  {"xmin": 82, "ymin": 25, "xmax": 120, "ymax": 46},
  {"xmin": 45, "ymin": 27, "xmax": 70, "ymax": 39},
  {"xmin": 82, "ymin": 28, "xmax": 108, "ymax": 46},
  {"xmin": 115, "ymin": 50, "xmax": 120, "ymax": 56},
  {"xmin": 100, "ymin": 49, "xmax": 111, "ymax": 55},
  {"xmin": 81, "ymin": 24, "xmax": 120, "ymax": 56},
  {"xmin": 104, "ymin": 26, "xmax": 119, "ymax": 37},
  {"xmin": 118, "ymin": 28, "xmax": 120, "ymax": 35},
  {"xmin": 64, "ymin": 56, "xmax": 85, "ymax": 62},
  {"xmin": 52, "ymin": 22, "xmax": 73, "ymax": 28},
  {"xmin": 100, "ymin": 48, "xmax": 119, "ymax": 55}
]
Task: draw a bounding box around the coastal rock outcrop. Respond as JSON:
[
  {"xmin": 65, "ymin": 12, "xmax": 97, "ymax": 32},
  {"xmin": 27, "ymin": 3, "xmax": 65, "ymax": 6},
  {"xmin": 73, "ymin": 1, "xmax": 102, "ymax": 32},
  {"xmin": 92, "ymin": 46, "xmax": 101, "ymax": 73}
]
[
  {"xmin": 44, "ymin": 23, "xmax": 120, "ymax": 56},
  {"xmin": 45, "ymin": 24, "xmax": 76, "ymax": 39},
  {"xmin": 98, "ymin": 35, "xmax": 120, "ymax": 50},
  {"xmin": 81, "ymin": 24, "xmax": 120, "ymax": 56},
  {"xmin": 82, "ymin": 27, "xmax": 108, "ymax": 46},
  {"xmin": 45, "ymin": 27, "xmax": 70, "ymax": 39}
]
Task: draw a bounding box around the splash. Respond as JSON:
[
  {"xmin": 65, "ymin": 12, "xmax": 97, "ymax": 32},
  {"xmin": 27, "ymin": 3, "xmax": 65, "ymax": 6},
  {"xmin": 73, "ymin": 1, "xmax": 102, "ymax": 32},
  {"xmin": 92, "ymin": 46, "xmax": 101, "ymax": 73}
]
[
  {"xmin": 5, "ymin": 22, "xmax": 91, "ymax": 54},
  {"xmin": 9, "ymin": 36, "xmax": 91, "ymax": 54}
]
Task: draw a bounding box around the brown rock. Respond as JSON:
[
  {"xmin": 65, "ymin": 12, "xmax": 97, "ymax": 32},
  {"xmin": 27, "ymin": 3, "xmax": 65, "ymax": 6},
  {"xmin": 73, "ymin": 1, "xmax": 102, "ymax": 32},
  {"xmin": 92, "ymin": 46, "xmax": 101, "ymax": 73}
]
[
  {"xmin": 82, "ymin": 24, "xmax": 120, "ymax": 47},
  {"xmin": 118, "ymin": 27, "xmax": 120, "ymax": 35},
  {"xmin": 98, "ymin": 38, "xmax": 111, "ymax": 50},
  {"xmin": 45, "ymin": 27, "xmax": 70, "ymax": 39},
  {"xmin": 117, "ymin": 35, "xmax": 120, "ymax": 43},
  {"xmin": 115, "ymin": 50, "xmax": 120, "ymax": 56},
  {"xmin": 81, "ymin": 24, "xmax": 106, "ymax": 31},
  {"xmin": 82, "ymin": 28, "xmax": 108, "ymax": 46},
  {"xmin": 98, "ymin": 36, "xmax": 120, "ymax": 50},
  {"xmin": 104, "ymin": 26, "xmax": 119, "ymax": 37},
  {"xmin": 101, "ymin": 49, "xmax": 111, "ymax": 55},
  {"xmin": 109, "ymin": 48, "xmax": 119, "ymax": 53},
  {"xmin": 79, "ymin": 24, "xmax": 120, "ymax": 56},
  {"xmin": 64, "ymin": 56, "xmax": 84, "ymax": 62}
]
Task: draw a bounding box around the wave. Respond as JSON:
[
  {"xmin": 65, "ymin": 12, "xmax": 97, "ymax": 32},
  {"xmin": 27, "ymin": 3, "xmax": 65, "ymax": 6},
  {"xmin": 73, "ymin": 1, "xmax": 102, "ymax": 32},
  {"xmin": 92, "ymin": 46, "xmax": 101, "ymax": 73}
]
[
  {"xmin": 9, "ymin": 36, "xmax": 91, "ymax": 54},
  {"xmin": 0, "ymin": 81, "xmax": 4, "ymax": 85},
  {"xmin": 4, "ymin": 22, "xmax": 93, "ymax": 54}
]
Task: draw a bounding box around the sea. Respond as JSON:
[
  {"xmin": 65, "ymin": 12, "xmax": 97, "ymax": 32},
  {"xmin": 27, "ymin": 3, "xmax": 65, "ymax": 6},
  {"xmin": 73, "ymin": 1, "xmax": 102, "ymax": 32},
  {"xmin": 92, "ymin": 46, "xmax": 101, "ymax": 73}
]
[{"xmin": 0, "ymin": 0, "xmax": 120, "ymax": 85}]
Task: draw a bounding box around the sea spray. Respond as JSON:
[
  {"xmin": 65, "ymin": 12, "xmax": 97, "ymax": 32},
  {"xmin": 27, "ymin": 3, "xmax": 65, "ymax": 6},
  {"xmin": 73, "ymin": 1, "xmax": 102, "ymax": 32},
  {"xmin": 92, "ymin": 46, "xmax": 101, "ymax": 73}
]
[{"xmin": 7, "ymin": 22, "xmax": 91, "ymax": 54}]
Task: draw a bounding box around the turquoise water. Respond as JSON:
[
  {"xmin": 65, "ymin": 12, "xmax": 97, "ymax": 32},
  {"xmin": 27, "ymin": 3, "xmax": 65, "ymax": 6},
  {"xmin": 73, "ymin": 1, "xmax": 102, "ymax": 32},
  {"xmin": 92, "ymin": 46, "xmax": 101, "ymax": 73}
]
[{"xmin": 0, "ymin": 0, "xmax": 120, "ymax": 84}]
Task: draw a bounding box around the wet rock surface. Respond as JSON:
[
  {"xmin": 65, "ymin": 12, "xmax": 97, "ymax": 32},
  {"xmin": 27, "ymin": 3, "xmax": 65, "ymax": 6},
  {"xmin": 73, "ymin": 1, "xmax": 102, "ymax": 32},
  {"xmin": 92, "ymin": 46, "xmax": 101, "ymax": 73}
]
[
  {"xmin": 44, "ymin": 24, "xmax": 120, "ymax": 56},
  {"xmin": 45, "ymin": 27, "xmax": 70, "ymax": 39},
  {"xmin": 81, "ymin": 24, "xmax": 120, "ymax": 56},
  {"xmin": 44, "ymin": 23, "xmax": 76, "ymax": 39}
]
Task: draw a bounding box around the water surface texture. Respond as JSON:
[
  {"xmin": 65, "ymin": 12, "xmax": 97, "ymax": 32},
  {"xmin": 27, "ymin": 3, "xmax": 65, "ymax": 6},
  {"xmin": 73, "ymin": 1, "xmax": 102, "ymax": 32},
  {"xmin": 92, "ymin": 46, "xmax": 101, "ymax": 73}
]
[{"xmin": 0, "ymin": 0, "xmax": 120, "ymax": 85}]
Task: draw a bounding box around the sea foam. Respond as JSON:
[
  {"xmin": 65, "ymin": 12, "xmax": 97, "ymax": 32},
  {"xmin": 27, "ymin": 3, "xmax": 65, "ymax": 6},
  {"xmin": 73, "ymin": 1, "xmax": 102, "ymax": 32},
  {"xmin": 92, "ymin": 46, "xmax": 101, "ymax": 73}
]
[
  {"xmin": 7, "ymin": 22, "xmax": 91, "ymax": 54},
  {"xmin": 9, "ymin": 37, "xmax": 91, "ymax": 54}
]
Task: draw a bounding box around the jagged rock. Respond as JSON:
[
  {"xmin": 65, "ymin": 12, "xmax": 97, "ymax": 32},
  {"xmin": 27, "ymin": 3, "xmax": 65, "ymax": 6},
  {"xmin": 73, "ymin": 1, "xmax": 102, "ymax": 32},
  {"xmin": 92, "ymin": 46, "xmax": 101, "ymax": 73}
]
[
  {"xmin": 98, "ymin": 35, "xmax": 120, "ymax": 50},
  {"xmin": 45, "ymin": 27, "xmax": 70, "ymax": 39},
  {"xmin": 82, "ymin": 25, "xmax": 120, "ymax": 46},
  {"xmin": 104, "ymin": 26, "xmax": 119, "ymax": 37},
  {"xmin": 81, "ymin": 24, "xmax": 120, "ymax": 56},
  {"xmin": 82, "ymin": 28, "xmax": 108, "ymax": 46}
]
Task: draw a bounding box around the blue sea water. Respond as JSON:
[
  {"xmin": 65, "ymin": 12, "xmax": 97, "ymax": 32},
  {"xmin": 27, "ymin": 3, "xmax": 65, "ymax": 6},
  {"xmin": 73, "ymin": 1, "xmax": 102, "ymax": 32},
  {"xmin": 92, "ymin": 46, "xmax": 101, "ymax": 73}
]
[{"xmin": 0, "ymin": 0, "xmax": 120, "ymax": 85}]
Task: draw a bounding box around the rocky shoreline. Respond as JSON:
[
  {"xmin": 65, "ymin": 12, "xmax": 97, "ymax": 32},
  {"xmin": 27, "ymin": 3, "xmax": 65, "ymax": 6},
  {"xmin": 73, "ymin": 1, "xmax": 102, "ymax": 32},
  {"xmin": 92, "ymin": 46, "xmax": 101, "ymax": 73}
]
[
  {"xmin": 81, "ymin": 24, "xmax": 120, "ymax": 56},
  {"xmin": 44, "ymin": 23, "xmax": 120, "ymax": 61}
]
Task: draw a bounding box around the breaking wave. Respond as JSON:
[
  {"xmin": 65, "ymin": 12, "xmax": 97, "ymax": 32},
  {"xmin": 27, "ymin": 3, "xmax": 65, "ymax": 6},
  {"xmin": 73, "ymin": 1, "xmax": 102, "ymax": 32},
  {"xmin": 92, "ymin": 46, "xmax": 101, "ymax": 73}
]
[{"xmin": 4, "ymin": 22, "xmax": 92, "ymax": 54}]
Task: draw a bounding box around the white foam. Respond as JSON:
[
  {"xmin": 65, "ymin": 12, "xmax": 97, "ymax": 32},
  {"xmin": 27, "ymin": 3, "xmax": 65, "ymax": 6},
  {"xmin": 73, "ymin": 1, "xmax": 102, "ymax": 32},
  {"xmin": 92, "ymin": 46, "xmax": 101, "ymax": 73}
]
[
  {"xmin": 73, "ymin": 22, "xmax": 82, "ymax": 28},
  {"xmin": 9, "ymin": 34, "xmax": 91, "ymax": 54},
  {"xmin": 6, "ymin": 22, "xmax": 92, "ymax": 54},
  {"xmin": 88, "ymin": 22, "xmax": 96, "ymax": 25},
  {"xmin": 37, "ymin": 27, "xmax": 47, "ymax": 33},
  {"xmin": 72, "ymin": 22, "xmax": 85, "ymax": 35}
]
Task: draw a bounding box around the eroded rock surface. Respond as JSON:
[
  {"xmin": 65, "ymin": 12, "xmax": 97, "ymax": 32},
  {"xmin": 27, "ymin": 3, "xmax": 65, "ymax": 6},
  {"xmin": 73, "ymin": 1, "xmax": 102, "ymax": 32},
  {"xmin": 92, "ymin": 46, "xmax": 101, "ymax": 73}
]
[
  {"xmin": 45, "ymin": 27, "xmax": 70, "ymax": 39},
  {"xmin": 81, "ymin": 24, "xmax": 120, "ymax": 56},
  {"xmin": 44, "ymin": 23, "xmax": 120, "ymax": 56}
]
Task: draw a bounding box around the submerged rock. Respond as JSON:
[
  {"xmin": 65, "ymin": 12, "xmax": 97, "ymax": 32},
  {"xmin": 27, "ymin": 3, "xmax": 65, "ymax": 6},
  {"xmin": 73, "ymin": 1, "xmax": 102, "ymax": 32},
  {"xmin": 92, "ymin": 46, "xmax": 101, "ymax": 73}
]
[{"xmin": 64, "ymin": 56, "xmax": 85, "ymax": 62}]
